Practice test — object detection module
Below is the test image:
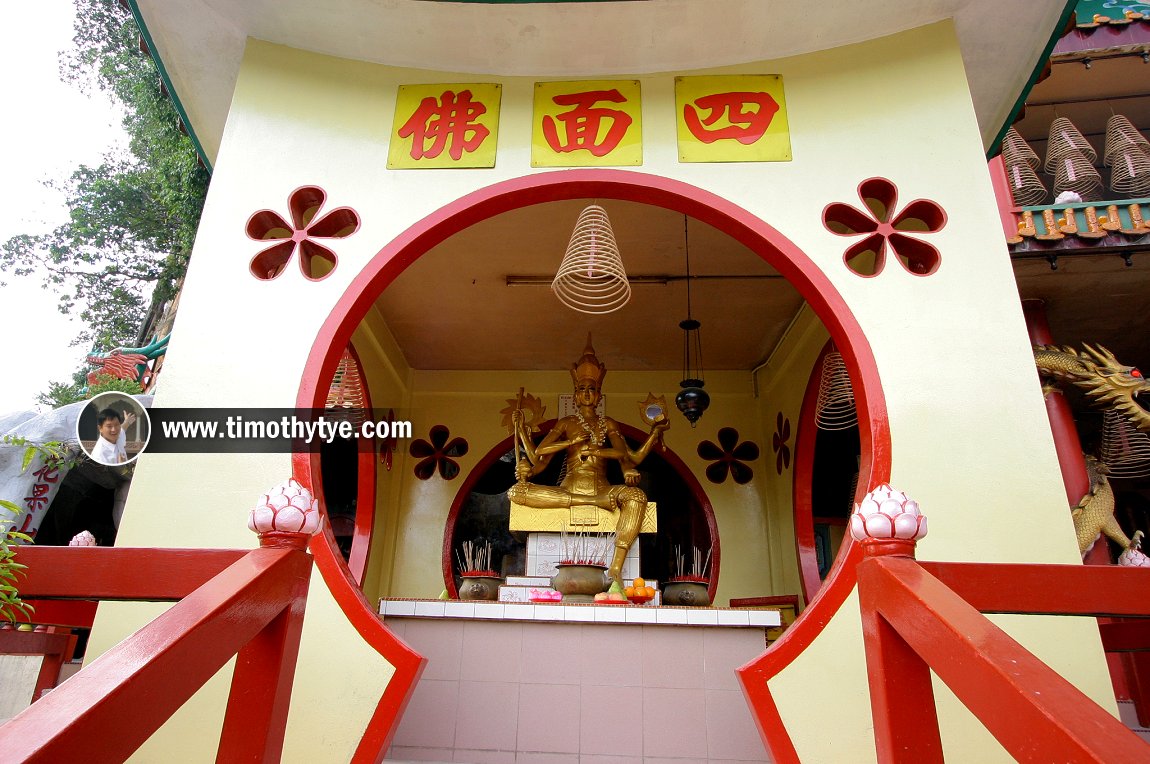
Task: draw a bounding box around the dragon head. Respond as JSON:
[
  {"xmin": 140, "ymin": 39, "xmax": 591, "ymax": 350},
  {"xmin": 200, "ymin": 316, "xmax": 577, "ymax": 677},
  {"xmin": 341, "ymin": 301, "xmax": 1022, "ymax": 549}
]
[{"xmin": 1072, "ymin": 344, "xmax": 1150, "ymax": 434}]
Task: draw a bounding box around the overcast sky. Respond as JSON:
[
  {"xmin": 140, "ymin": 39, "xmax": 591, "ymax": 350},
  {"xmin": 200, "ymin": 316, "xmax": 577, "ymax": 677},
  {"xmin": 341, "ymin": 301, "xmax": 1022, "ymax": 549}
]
[{"xmin": 0, "ymin": 2, "xmax": 128, "ymax": 414}]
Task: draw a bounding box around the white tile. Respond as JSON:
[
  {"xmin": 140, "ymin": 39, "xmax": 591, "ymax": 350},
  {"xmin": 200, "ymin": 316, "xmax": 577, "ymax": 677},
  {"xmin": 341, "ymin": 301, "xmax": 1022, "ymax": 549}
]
[
  {"xmin": 413, "ymin": 600, "xmax": 446, "ymax": 617},
  {"xmin": 471, "ymin": 602, "xmax": 505, "ymax": 620},
  {"xmin": 656, "ymin": 608, "xmax": 689, "ymax": 625},
  {"xmin": 382, "ymin": 599, "xmax": 416, "ymax": 616},
  {"xmin": 625, "ymin": 606, "xmax": 658, "ymax": 624},
  {"xmin": 503, "ymin": 603, "xmax": 535, "ymax": 621},
  {"xmin": 594, "ymin": 605, "xmax": 627, "ymax": 623},
  {"xmin": 687, "ymin": 609, "xmax": 719, "ymax": 626},
  {"xmin": 748, "ymin": 610, "xmax": 781, "ymax": 627},
  {"xmin": 505, "ymin": 576, "xmax": 550, "ymax": 587},
  {"xmin": 716, "ymin": 609, "xmax": 751, "ymax": 627},
  {"xmin": 532, "ymin": 603, "xmax": 564, "ymax": 622},
  {"xmin": 443, "ymin": 601, "xmax": 475, "ymax": 619},
  {"xmin": 564, "ymin": 605, "xmax": 597, "ymax": 622}
]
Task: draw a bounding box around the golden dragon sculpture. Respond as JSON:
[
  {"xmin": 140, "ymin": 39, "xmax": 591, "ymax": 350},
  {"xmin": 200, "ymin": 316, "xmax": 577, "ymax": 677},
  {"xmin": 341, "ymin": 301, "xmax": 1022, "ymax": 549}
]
[{"xmin": 1034, "ymin": 343, "xmax": 1150, "ymax": 558}]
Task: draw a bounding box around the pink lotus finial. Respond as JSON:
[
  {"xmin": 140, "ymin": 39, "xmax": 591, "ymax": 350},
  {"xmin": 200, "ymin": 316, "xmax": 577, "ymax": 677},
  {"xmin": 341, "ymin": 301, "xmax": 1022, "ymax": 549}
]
[
  {"xmin": 849, "ymin": 484, "xmax": 927, "ymax": 555},
  {"xmin": 69, "ymin": 530, "xmax": 97, "ymax": 547},
  {"xmin": 249, "ymin": 478, "xmax": 321, "ymax": 546}
]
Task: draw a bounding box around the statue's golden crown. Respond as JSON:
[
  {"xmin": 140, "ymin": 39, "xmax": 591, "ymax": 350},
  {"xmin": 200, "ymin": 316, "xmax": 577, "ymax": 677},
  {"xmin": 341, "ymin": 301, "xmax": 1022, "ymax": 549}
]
[{"xmin": 570, "ymin": 335, "xmax": 607, "ymax": 386}]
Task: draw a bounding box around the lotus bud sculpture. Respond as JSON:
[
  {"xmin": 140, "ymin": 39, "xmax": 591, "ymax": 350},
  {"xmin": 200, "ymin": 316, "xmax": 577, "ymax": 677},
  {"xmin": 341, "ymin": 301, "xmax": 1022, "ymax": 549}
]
[
  {"xmin": 250, "ymin": 478, "xmax": 321, "ymax": 547},
  {"xmin": 69, "ymin": 530, "xmax": 97, "ymax": 547},
  {"xmin": 849, "ymin": 483, "xmax": 927, "ymax": 556}
]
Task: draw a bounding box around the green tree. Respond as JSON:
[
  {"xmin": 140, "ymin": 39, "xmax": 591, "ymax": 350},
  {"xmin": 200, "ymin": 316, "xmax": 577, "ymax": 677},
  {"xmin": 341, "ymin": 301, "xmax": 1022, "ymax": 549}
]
[{"xmin": 1, "ymin": 0, "xmax": 208, "ymax": 354}]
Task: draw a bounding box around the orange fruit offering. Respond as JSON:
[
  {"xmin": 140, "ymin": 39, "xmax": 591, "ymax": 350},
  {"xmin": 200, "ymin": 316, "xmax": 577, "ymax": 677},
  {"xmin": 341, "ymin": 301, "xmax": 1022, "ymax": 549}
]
[
  {"xmin": 624, "ymin": 586, "xmax": 635, "ymax": 597},
  {"xmin": 633, "ymin": 577, "xmax": 646, "ymax": 589},
  {"xmin": 643, "ymin": 585, "xmax": 655, "ymax": 598}
]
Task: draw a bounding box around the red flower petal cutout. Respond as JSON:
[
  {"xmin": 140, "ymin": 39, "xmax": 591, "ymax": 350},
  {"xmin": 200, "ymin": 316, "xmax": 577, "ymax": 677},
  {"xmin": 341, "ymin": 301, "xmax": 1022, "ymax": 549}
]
[
  {"xmin": 705, "ymin": 461, "xmax": 731, "ymax": 485},
  {"xmin": 443, "ymin": 438, "xmax": 469, "ymax": 458},
  {"xmin": 857, "ymin": 177, "xmax": 897, "ymax": 223},
  {"xmin": 414, "ymin": 457, "xmax": 438, "ymax": 481},
  {"xmin": 299, "ymin": 240, "xmax": 338, "ymax": 281},
  {"xmin": 889, "ymin": 233, "xmax": 940, "ymax": 276},
  {"xmin": 249, "ymin": 241, "xmax": 296, "ymax": 281},
  {"xmin": 842, "ymin": 233, "xmax": 886, "ymax": 277},
  {"xmin": 288, "ymin": 186, "xmax": 327, "ymax": 231},
  {"xmin": 697, "ymin": 440, "xmax": 725, "ymax": 461},
  {"xmin": 717, "ymin": 427, "xmax": 739, "ymax": 452},
  {"xmin": 429, "ymin": 425, "xmax": 450, "ymax": 450},
  {"xmin": 893, "ymin": 199, "xmax": 947, "ymax": 233},
  {"xmin": 308, "ymin": 206, "xmax": 361, "ymax": 239},
  {"xmin": 729, "ymin": 461, "xmax": 754, "ymax": 485},
  {"xmin": 822, "ymin": 202, "xmax": 878, "ymax": 236},
  {"xmin": 439, "ymin": 458, "xmax": 461, "ymax": 481},
  {"xmin": 732, "ymin": 440, "xmax": 760, "ymax": 462},
  {"xmin": 246, "ymin": 210, "xmax": 293, "ymax": 241},
  {"xmin": 410, "ymin": 439, "xmax": 435, "ymax": 459}
]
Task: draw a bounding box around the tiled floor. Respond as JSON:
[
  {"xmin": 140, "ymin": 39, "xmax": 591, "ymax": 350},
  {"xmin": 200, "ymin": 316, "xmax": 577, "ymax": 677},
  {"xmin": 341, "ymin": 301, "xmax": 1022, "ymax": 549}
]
[{"xmin": 385, "ymin": 616, "xmax": 773, "ymax": 763}]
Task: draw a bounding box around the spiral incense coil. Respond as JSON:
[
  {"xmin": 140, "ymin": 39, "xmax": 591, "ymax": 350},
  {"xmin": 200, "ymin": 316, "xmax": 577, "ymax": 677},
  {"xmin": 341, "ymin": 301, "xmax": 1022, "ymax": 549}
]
[
  {"xmin": 1004, "ymin": 156, "xmax": 1047, "ymax": 206},
  {"xmin": 1002, "ymin": 127, "xmax": 1041, "ymax": 171},
  {"xmin": 1044, "ymin": 117, "xmax": 1098, "ymax": 174},
  {"xmin": 1109, "ymin": 146, "xmax": 1150, "ymax": 198},
  {"xmin": 1052, "ymin": 149, "xmax": 1103, "ymax": 202},
  {"xmin": 815, "ymin": 352, "xmax": 857, "ymax": 431},
  {"xmin": 325, "ymin": 347, "xmax": 367, "ymax": 424},
  {"xmin": 1100, "ymin": 410, "xmax": 1150, "ymax": 479},
  {"xmin": 552, "ymin": 204, "xmax": 631, "ymax": 315},
  {"xmin": 1103, "ymin": 114, "xmax": 1150, "ymax": 167}
]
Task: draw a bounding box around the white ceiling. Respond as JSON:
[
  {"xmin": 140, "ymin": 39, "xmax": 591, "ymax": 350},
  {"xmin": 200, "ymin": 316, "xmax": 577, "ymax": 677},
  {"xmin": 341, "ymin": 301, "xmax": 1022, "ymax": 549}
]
[{"xmin": 377, "ymin": 198, "xmax": 802, "ymax": 371}]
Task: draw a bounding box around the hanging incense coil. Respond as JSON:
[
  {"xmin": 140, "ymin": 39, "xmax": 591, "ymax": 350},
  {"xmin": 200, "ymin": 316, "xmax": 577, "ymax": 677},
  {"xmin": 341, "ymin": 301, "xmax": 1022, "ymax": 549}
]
[
  {"xmin": 1043, "ymin": 117, "xmax": 1098, "ymax": 174},
  {"xmin": 815, "ymin": 351, "xmax": 857, "ymax": 431},
  {"xmin": 1103, "ymin": 114, "xmax": 1150, "ymax": 167},
  {"xmin": 1100, "ymin": 410, "xmax": 1150, "ymax": 479},
  {"xmin": 325, "ymin": 347, "xmax": 367, "ymax": 424},
  {"xmin": 1052, "ymin": 149, "xmax": 1103, "ymax": 202},
  {"xmin": 1003, "ymin": 156, "xmax": 1048, "ymax": 206},
  {"xmin": 1109, "ymin": 145, "xmax": 1150, "ymax": 198},
  {"xmin": 1002, "ymin": 127, "xmax": 1041, "ymax": 172},
  {"xmin": 552, "ymin": 204, "xmax": 631, "ymax": 315}
]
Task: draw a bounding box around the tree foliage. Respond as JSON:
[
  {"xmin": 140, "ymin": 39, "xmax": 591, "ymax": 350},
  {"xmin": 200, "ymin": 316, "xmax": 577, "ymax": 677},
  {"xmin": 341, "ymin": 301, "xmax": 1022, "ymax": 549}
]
[{"xmin": 1, "ymin": 0, "xmax": 208, "ymax": 353}]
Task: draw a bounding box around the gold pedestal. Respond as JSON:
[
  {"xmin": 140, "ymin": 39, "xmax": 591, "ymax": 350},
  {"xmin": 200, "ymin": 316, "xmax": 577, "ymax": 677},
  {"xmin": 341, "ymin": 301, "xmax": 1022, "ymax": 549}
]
[{"xmin": 508, "ymin": 501, "xmax": 657, "ymax": 533}]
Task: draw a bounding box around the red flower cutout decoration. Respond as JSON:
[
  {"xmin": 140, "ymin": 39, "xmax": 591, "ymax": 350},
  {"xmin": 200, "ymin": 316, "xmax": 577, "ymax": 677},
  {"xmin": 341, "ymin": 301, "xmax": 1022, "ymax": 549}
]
[
  {"xmin": 772, "ymin": 412, "xmax": 791, "ymax": 475},
  {"xmin": 822, "ymin": 177, "xmax": 946, "ymax": 277},
  {"xmin": 246, "ymin": 185, "xmax": 360, "ymax": 281},
  {"xmin": 410, "ymin": 425, "xmax": 469, "ymax": 480},
  {"xmin": 698, "ymin": 427, "xmax": 760, "ymax": 485}
]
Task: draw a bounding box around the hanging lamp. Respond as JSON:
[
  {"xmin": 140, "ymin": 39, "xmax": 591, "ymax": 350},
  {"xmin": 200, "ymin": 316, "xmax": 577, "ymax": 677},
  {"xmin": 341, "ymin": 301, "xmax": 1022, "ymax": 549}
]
[{"xmin": 675, "ymin": 216, "xmax": 709, "ymax": 427}]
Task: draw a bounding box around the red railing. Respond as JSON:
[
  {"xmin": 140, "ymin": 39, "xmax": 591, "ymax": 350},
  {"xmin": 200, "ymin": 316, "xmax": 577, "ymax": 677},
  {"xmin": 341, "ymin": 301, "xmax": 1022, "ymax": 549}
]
[
  {"xmin": 858, "ymin": 552, "xmax": 1150, "ymax": 763},
  {"xmin": 0, "ymin": 544, "xmax": 312, "ymax": 763}
]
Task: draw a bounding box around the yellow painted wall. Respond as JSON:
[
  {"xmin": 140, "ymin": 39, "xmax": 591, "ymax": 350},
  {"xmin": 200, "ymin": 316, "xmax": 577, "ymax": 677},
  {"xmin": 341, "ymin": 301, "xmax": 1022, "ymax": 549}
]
[{"xmin": 93, "ymin": 19, "xmax": 1118, "ymax": 762}]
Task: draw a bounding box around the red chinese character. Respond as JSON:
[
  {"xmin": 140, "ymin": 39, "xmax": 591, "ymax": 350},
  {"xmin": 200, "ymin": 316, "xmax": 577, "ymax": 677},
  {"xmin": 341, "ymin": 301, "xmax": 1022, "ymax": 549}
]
[
  {"xmin": 397, "ymin": 90, "xmax": 490, "ymax": 161},
  {"xmin": 24, "ymin": 484, "xmax": 49, "ymax": 512},
  {"xmin": 32, "ymin": 462, "xmax": 60, "ymax": 483},
  {"xmin": 683, "ymin": 91, "xmax": 779, "ymax": 145},
  {"xmin": 542, "ymin": 90, "xmax": 633, "ymax": 157}
]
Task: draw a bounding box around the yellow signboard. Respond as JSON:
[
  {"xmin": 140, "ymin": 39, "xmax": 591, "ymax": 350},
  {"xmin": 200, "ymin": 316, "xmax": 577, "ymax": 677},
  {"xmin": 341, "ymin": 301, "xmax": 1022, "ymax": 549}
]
[
  {"xmin": 532, "ymin": 80, "xmax": 642, "ymax": 167},
  {"xmin": 675, "ymin": 75, "xmax": 791, "ymax": 163},
  {"xmin": 388, "ymin": 83, "xmax": 502, "ymax": 169}
]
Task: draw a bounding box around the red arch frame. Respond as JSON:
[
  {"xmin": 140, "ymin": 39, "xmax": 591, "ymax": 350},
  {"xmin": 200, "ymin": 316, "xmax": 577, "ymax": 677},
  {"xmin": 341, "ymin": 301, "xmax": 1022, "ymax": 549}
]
[
  {"xmin": 441, "ymin": 421, "xmax": 720, "ymax": 601},
  {"xmin": 293, "ymin": 168, "xmax": 891, "ymax": 759}
]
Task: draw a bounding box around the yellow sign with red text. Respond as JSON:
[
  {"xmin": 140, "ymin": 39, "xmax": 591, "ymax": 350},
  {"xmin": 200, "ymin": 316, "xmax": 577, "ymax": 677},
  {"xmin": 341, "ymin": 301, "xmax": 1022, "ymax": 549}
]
[
  {"xmin": 388, "ymin": 83, "xmax": 502, "ymax": 169},
  {"xmin": 531, "ymin": 80, "xmax": 643, "ymax": 167},
  {"xmin": 675, "ymin": 75, "xmax": 791, "ymax": 162}
]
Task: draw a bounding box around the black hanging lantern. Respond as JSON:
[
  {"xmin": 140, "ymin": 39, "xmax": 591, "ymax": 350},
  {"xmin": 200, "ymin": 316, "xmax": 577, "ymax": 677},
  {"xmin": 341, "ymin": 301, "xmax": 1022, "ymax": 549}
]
[{"xmin": 675, "ymin": 217, "xmax": 709, "ymax": 427}]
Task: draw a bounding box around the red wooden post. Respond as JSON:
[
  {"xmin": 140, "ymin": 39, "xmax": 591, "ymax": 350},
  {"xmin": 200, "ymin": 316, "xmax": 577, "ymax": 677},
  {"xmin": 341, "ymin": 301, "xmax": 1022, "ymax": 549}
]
[
  {"xmin": 217, "ymin": 535, "xmax": 312, "ymax": 763},
  {"xmin": 851, "ymin": 484, "xmax": 942, "ymax": 762}
]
